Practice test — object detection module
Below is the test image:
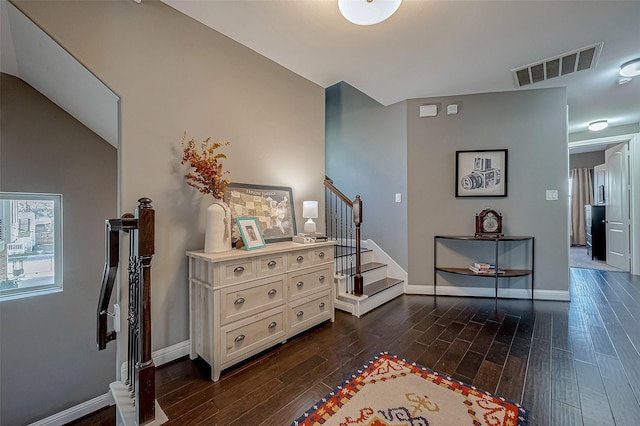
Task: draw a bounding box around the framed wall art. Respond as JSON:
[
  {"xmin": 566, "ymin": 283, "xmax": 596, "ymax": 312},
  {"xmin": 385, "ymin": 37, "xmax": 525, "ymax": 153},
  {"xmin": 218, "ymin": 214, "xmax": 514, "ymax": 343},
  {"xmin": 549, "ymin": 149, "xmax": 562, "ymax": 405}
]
[
  {"xmin": 455, "ymin": 149, "xmax": 508, "ymax": 197},
  {"xmin": 223, "ymin": 183, "xmax": 297, "ymax": 243},
  {"xmin": 236, "ymin": 217, "xmax": 266, "ymax": 250}
]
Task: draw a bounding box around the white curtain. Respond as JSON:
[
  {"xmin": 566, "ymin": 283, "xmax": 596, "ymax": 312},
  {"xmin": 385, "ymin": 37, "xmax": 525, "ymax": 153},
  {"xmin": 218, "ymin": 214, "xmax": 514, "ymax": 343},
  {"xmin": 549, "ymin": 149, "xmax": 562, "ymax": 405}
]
[{"xmin": 570, "ymin": 168, "xmax": 594, "ymax": 246}]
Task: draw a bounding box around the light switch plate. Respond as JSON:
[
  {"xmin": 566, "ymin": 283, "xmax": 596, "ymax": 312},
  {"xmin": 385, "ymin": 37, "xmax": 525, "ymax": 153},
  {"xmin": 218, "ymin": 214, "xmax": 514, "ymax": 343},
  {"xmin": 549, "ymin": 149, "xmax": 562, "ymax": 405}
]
[
  {"xmin": 546, "ymin": 190, "xmax": 558, "ymax": 201},
  {"xmin": 395, "ymin": 193, "xmax": 402, "ymax": 203}
]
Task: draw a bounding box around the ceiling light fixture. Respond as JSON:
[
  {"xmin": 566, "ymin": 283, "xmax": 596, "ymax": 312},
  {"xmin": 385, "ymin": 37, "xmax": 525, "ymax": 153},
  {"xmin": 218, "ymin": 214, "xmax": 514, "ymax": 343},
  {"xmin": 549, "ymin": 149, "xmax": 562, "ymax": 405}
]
[
  {"xmin": 338, "ymin": 0, "xmax": 402, "ymax": 26},
  {"xmin": 619, "ymin": 58, "xmax": 640, "ymax": 77},
  {"xmin": 588, "ymin": 120, "xmax": 608, "ymax": 131}
]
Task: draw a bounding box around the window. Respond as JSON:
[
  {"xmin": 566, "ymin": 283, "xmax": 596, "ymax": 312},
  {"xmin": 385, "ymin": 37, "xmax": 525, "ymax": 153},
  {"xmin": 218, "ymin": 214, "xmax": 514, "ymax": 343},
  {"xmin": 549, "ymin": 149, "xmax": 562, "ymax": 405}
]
[{"xmin": 0, "ymin": 193, "xmax": 62, "ymax": 301}]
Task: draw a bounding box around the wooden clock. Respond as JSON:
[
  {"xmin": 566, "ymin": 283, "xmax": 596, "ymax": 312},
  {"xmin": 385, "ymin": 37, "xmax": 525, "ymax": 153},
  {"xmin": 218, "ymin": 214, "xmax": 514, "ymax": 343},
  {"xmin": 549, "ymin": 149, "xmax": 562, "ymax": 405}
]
[{"xmin": 475, "ymin": 209, "xmax": 503, "ymax": 237}]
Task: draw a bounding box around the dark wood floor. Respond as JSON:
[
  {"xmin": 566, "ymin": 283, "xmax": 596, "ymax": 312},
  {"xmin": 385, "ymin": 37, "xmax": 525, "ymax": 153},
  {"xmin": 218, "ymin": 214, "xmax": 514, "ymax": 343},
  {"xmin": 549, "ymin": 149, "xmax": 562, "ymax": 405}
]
[{"xmin": 69, "ymin": 268, "xmax": 640, "ymax": 426}]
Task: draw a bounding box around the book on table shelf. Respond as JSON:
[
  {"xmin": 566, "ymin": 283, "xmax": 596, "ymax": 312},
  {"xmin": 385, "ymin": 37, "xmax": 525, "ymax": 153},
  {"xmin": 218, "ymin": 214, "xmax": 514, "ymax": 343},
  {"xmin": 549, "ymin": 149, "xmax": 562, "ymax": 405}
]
[{"xmin": 468, "ymin": 262, "xmax": 505, "ymax": 274}]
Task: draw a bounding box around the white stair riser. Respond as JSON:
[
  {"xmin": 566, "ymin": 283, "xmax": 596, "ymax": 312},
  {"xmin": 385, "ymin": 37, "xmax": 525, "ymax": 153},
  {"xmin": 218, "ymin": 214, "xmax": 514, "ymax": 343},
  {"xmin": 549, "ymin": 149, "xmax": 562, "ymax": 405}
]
[
  {"xmin": 361, "ymin": 250, "xmax": 374, "ymax": 264},
  {"xmin": 362, "ymin": 267, "xmax": 387, "ymax": 285},
  {"xmin": 333, "ymin": 249, "xmax": 374, "ymax": 265},
  {"xmin": 334, "ymin": 284, "xmax": 404, "ymax": 317}
]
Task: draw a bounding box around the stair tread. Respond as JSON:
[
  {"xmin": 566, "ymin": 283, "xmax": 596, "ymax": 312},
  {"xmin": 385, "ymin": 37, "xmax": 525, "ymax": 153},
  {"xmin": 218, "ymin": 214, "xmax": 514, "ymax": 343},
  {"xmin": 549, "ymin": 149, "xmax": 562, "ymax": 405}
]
[
  {"xmin": 364, "ymin": 278, "xmax": 404, "ymax": 297},
  {"xmin": 339, "ymin": 262, "xmax": 386, "ymax": 276}
]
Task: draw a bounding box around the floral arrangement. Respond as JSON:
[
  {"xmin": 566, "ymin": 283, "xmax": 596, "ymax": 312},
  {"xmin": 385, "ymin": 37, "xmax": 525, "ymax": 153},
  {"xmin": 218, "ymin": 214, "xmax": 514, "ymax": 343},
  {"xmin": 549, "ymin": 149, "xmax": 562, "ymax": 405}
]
[{"xmin": 181, "ymin": 132, "xmax": 230, "ymax": 199}]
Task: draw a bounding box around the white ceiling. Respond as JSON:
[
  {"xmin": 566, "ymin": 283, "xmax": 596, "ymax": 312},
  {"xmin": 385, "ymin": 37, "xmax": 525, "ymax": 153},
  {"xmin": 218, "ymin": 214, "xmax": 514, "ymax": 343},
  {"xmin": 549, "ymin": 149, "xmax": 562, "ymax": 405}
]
[
  {"xmin": 0, "ymin": 1, "xmax": 119, "ymax": 148},
  {"xmin": 161, "ymin": 0, "xmax": 640, "ymax": 135}
]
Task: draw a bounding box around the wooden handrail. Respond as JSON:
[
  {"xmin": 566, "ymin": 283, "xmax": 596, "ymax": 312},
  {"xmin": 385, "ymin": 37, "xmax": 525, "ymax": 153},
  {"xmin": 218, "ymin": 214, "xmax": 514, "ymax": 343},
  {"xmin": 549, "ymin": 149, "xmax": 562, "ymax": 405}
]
[
  {"xmin": 324, "ymin": 176, "xmax": 353, "ymax": 207},
  {"xmin": 324, "ymin": 177, "xmax": 364, "ymax": 297},
  {"xmin": 96, "ymin": 198, "xmax": 156, "ymax": 425}
]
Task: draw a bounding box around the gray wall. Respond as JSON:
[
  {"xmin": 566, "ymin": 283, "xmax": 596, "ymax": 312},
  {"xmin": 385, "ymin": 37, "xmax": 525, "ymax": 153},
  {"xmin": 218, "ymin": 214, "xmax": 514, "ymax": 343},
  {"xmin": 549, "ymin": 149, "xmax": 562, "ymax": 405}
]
[
  {"xmin": 407, "ymin": 88, "xmax": 569, "ymax": 295},
  {"xmin": 570, "ymin": 151, "xmax": 605, "ymax": 169},
  {"xmin": 0, "ymin": 73, "xmax": 117, "ymax": 425},
  {"xmin": 10, "ymin": 1, "xmax": 326, "ymax": 419},
  {"xmin": 325, "ymin": 82, "xmax": 408, "ymax": 270}
]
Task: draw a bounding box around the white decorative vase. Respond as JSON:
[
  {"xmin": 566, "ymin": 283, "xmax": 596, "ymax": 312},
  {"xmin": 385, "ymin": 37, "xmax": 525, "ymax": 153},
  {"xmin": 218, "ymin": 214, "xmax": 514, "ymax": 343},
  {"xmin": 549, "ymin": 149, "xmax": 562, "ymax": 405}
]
[{"xmin": 204, "ymin": 199, "xmax": 232, "ymax": 253}]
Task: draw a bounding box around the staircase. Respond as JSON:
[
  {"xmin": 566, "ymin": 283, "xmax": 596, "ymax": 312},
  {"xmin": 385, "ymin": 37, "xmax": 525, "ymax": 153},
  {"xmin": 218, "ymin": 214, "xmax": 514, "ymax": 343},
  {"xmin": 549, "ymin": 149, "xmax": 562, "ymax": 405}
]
[{"xmin": 333, "ymin": 242, "xmax": 405, "ymax": 317}]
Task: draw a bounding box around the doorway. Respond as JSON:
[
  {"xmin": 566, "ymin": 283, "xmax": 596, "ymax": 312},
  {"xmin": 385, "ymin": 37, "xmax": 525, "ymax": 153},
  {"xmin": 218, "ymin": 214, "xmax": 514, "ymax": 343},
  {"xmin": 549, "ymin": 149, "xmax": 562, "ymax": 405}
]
[{"xmin": 568, "ymin": 133, "xmax": 639, "ymax": 274}]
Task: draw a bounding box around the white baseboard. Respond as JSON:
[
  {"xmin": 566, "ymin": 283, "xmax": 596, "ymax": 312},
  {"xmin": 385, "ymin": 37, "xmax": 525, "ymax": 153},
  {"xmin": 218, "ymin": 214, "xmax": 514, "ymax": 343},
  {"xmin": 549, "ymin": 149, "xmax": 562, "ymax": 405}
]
[
  {"xmin": 405, "ymin": 284, "xmax": 570, "ymax": 301},
  {"xmin": 121, "ymin": 340, "xmax": 191, "ymax": 381},
  {"xmin": 31, "ymin": 340, "xmax": 190, "ymax": 426},
  {"xmin": 28, "ymin": 393, "xmax": 114, "ymax": 426}
]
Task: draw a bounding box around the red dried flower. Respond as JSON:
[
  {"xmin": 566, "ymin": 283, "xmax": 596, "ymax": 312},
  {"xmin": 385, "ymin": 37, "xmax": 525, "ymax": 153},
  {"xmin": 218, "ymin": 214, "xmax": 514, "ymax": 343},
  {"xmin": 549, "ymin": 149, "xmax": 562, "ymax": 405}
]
[{"xmin": 181, "ymin": 132, "xmax": 230, "ymax": 199}]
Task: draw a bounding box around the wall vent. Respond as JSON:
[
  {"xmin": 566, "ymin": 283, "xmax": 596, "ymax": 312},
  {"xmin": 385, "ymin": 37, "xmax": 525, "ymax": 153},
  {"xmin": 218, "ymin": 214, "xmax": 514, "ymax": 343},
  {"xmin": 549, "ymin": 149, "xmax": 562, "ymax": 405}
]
[{"xmin": 512, "ymin": 42, "xmax": 603, "ymax": 88}]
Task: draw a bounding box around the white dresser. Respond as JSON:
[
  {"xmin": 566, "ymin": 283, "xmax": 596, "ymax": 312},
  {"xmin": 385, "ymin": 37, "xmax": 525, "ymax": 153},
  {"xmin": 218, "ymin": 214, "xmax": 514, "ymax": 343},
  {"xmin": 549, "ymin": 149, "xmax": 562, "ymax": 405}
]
[{"xmin": 186, "ymin": 241, "xmax": 335, "ymax": 381}]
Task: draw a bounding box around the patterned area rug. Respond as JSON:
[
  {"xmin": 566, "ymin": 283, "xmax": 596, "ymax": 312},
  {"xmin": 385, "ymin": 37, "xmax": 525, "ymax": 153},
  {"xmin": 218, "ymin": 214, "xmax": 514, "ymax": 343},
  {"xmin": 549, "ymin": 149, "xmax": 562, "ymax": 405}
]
[{"xmin": 292, "ymin": 352, "xmax": 528, "ymax": 426}]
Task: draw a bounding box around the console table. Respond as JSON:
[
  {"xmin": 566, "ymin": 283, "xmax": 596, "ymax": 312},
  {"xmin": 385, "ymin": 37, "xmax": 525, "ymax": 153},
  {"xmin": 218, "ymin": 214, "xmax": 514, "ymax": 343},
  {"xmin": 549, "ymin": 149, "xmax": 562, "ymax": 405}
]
[
  {"xmin": 433, "ymin": 235, "xmax": 534, "ymax": 300},
  {"xmin": 186, "ymin": 241, "xmax": 335, "ymax": 381}
]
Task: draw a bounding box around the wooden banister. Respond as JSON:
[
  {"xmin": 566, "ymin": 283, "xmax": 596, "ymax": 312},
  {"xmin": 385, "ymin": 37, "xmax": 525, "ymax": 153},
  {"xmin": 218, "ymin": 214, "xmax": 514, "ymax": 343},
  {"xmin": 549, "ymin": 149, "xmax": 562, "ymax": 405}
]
[{"xmin": 324, "ymin": 177, "xmax": 364, "ymax": 296}]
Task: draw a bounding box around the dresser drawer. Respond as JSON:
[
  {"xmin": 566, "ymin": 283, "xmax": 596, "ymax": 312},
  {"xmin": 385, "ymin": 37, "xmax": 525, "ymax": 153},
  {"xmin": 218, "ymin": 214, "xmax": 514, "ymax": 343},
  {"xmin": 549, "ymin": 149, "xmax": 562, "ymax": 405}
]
[
  {"xmin": 287, "ymin": 249, "xmax": 312, "ymax": 270},
  {"xmin": 289, "ymin": 291, "xmax": 332, "ymax": 335},
  {"xmin": 220, "ymin": 259, "xmax": 256, "ymax": 285},
  {"xmin": 288, "ymin": 265, "xmax": 332, "ymax": 300},
  {"xmin": 220, "ymin": 276, "xmax": 286, "ymax": 325},
  {"xmin": 311, "ymin": 247, "xmax": 332, "ymax": 265},
  {"xmin": 257, "ymin": 253, "xmax": 287, "ymax": 278},
  {"xmin": 221, "ymin": 307, "xmax": 286, "ymax": 364}
]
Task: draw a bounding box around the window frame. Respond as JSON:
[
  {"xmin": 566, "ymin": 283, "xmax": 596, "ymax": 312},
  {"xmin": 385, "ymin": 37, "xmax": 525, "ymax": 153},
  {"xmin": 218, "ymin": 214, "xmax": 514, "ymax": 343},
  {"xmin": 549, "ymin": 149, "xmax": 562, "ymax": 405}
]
[{"xmin": 0, "ymin": 192, "xmax": 63, "ymax": 301}]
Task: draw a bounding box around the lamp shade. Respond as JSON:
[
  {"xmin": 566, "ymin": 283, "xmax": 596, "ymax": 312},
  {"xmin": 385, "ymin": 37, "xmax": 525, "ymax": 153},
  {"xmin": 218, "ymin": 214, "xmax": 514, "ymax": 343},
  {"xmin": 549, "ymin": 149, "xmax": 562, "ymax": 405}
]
[
  {"xmin": 302, "ymin": 201, "xmax": 318, "ymax": 219},
  {"xmin": 338, "ymin": 0, "xmax": 402, "ymax": 26}
]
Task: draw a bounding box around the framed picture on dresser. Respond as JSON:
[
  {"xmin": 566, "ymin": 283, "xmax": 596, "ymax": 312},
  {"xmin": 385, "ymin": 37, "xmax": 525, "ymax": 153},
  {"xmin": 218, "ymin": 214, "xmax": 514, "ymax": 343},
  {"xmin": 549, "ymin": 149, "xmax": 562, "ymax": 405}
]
[
  {"xmin": 236, "ymin": 217, "xmax": 266, "ymax": 250},
  {"xmin": 223, "ymin": 183, "xmax": 297, "ymax": 243}
]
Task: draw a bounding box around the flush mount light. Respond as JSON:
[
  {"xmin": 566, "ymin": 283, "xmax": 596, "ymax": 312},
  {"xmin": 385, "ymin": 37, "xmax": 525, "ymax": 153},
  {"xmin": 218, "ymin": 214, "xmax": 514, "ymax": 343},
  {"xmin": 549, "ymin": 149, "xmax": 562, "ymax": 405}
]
[
  {"xmin": 619, "ymin": 58, "xmax": 640, "ymax": 77},
  {"xmin": 338, "ymin": 0, "xmax": 402, "ymax": 25},
  {"xmin": 588, "ymin": 120, "xmax": 608, "ymax": 131}
]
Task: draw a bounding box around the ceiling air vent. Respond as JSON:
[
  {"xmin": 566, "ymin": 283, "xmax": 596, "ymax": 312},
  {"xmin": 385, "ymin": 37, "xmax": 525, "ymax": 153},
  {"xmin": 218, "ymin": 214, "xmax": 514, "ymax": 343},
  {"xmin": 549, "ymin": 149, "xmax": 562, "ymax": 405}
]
[{"xmin": 512, "ymin": 42, "xmax": 603, "ymax": 88}]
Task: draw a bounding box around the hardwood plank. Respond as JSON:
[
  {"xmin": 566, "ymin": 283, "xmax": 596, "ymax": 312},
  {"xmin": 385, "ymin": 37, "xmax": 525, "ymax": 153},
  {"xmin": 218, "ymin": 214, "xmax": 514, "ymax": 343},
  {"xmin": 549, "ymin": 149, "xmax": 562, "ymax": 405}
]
[
  {"xmin": 574, "ymin": 360, "xmax": 615, "ymax": 426},
  {"xmin": 454, "ymin": 349, "xmax": 484, "ymax": 380},
  {"xmin": 551, "ymin": 348, "xmax": 580, "ymax": 408},
  {"xmin": 522, "ymin": 365, "xmax": 551, "ymax": 426},
  {"xmin": 415, "ymin": 338, "xmax": 450, "ymax": 370},
  {"xmin": 601, "ymin": 376, "xmax": 640, "ymax": 426},
  {"xmin": 472, "ymin": 360, "xmax": 502, "ymax": 393},
  {"xmin": 457, "ymin": 321, "xmax": 483, "ymax": 343},
  {"xmin": 494, "ymin": 314, "xmax": 520, "ymax": 345},
  {"xmin": 433, "ymin": 338, "xmax": 470, "ymax": 376},
  {"xmin": 496, "ymin": 355, "xmax": 526, "ymax": 402},
  {"xmin": 551, "ymin": 401, "xmax": 583, "ymax": 426},
  {"xmin": 260, "ymin": 380, "xmax": 332, "ymax": 426},
  {"xmin": 437, "ymin": 321, "xmax": 465, "ymax": 343},
  {"xmin": 485, "ymin": 340, "xmax": 510, "ymax": 366},
  {"xmin": 70, "ymin": 268, "xmax": 640, "ymax": 426}
]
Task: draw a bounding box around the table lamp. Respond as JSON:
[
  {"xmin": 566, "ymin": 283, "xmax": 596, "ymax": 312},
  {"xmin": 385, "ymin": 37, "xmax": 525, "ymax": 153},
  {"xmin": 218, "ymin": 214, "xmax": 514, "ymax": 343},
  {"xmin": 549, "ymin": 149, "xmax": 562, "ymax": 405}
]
[{"xmin": 302, "ymin": 201, "xmax": 318, "ymax": 234}]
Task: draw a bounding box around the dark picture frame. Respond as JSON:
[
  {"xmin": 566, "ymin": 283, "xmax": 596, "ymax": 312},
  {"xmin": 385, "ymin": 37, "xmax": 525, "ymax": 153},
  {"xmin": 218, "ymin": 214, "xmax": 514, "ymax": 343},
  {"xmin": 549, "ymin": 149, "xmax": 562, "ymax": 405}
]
[
  {"xmin": 455, "ymin": 149, "xmax": 508, "ymax": 197},
  {"xmin": 223, "ymin": 183, "xmax": 297, "ymax": 243},
  {"xmin": 236, "ymin": 217, "xmax": 266, "ymax": 250}
]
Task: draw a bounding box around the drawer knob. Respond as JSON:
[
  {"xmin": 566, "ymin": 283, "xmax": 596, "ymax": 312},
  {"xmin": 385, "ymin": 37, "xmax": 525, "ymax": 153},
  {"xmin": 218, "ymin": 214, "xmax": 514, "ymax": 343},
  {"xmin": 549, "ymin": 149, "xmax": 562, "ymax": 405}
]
[
  {"xmin": 234, "ymin": 334, "xmax": 245, "ymax": 343},
  {"xmin": 296, "ymin": 311, "xmax": 304, "ymax": 317},
  {"xmin": 233, "ymin": 266, "xmax": 245, "ymax": 273},
  {"xmin": 296, "ymin": 255, "xmax": 304, "ymax": 262},
  {"xmin": 296, "ymin": 281, "xmax": 304, "ymax": 288},
  {"xmin": 267, "ymin": 288, "xmax": 277, "ymax": 296},
  {"xmin": 268, "ymin": 321, "xmax": 277, "ymax": 329},
  {"xmin": 319, "ymin": 302, "xmax": 325, "ymax": 309},
  {"xmin": 234, "ymin": 297, "xmax": 245, "ymax": 305},
  {"xmin": 267, "ymin": 260, "xmax": 277, "ymax": 268},
  {"xmin": 319, "ymin": 252, "xmax": 325, "ymax": 258},
  {"xmin": 319, "ymin": 275, "xmax": 325, "ymax": 281}
]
